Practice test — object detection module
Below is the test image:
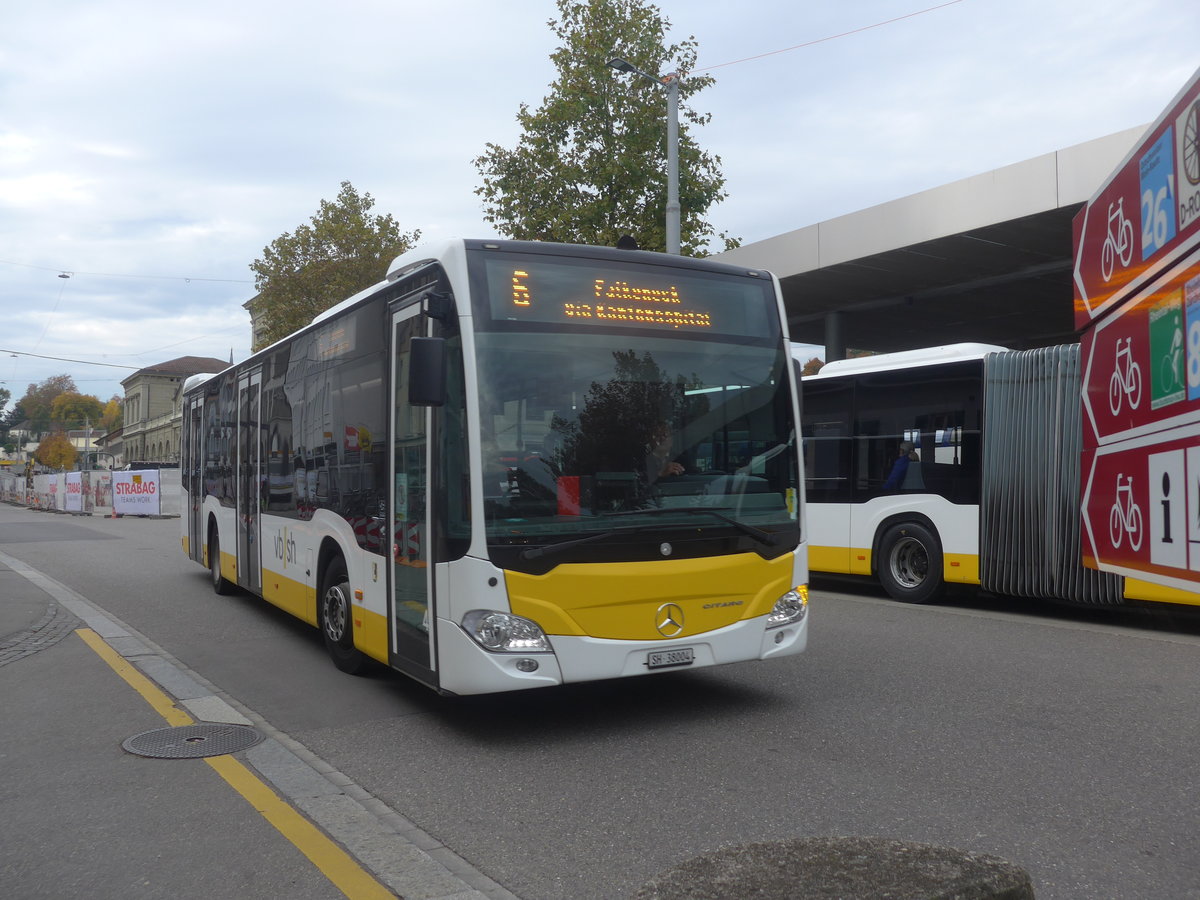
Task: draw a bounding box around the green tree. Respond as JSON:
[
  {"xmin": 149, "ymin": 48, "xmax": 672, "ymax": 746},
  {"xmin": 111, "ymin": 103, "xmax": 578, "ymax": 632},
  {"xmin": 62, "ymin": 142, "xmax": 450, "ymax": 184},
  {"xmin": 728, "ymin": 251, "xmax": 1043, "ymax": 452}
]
[
  {"xmin": 35, "ymin": 430, "xmax": 76, "ymax": 471},
  {"xmin": 4, "ymin": 399, "xmax": 25, "ymax": 430},
  {"xmin": 0, "ymin": 386, "xmax": 10, "ymax": 450},
  {"xmin": 250, "ymin": 181, "xmax": 422, "ymax": 349},
  {"xmin": 18, "ymin": 375, "xmax": 77, "ymax": 435},
  {"xmin": 473, "ymin": 0, "xmax": 737, "ymax": 256},
  {"xmin": 50, "ymin": 391, "xmax": 105, "ymax": 430}
]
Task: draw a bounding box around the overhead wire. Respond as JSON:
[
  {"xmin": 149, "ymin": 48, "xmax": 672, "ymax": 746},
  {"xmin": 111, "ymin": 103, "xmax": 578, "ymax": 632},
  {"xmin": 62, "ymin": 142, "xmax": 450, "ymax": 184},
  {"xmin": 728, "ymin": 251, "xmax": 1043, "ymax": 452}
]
[
  {"xmin": 692, "ymin": 0, "xmax": 965, "ymax": 73},
  {"xmin": 1, "ymin": 350, "xmax": 139, "ymax": 370},
  {"xmin": 0, "ymin": 257, "xmax": 251, "ymax": 284},
  {"xmin": 2, "ymin": 260, "xmax": 250, "ymax": 370},
  {"xmin": 5, "ymin": 2, "xmax": 965, "ymax": 389}
]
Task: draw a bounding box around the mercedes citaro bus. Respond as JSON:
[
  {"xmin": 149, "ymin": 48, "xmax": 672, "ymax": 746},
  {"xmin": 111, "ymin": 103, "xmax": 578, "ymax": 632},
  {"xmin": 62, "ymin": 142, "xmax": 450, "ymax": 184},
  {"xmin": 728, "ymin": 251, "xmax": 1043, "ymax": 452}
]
[{"xmin": 181, "ymin": 240, "xmax": 809, "ymax": 694}]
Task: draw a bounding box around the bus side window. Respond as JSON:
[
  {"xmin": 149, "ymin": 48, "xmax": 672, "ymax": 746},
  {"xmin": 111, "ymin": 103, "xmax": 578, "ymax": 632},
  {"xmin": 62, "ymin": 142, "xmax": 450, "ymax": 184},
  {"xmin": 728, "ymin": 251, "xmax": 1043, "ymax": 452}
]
[
  {"xmin": 801, "ymin": 380, "xmax": 852, "ymax": 502},
  {"xmin": 917, "ymin": 413, "xmax": 981, "ymax": 504}
]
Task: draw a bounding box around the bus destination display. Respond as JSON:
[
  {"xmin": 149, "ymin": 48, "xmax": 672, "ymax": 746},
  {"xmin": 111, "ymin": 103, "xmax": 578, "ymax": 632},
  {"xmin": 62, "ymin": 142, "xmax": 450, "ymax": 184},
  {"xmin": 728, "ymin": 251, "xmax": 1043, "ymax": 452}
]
[{"xmin": 482, "ymin": 255, "xmax": 772, "ymax": 338}]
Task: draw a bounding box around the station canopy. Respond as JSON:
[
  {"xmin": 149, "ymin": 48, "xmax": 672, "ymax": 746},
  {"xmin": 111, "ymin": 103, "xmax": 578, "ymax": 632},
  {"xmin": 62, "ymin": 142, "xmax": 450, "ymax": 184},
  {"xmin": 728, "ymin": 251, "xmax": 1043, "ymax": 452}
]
[{"xmin": 714, "ymin": 127, "xmax": 1146, "ymax": 357}]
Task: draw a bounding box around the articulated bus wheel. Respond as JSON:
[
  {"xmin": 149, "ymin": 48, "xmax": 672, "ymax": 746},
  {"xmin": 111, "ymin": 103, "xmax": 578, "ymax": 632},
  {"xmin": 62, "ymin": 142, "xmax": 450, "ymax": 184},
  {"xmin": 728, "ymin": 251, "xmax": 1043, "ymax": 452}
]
[
  {"xmin": 319, "ymin": 557, "xmax": 370, "ymax": 676},
  {"xmin": 209, "ymin": 529, "xmax": 235, "ymax": 596},
  {"xmin": 878, "ymin": 522, "xmax": 944, "ymax": 604}
]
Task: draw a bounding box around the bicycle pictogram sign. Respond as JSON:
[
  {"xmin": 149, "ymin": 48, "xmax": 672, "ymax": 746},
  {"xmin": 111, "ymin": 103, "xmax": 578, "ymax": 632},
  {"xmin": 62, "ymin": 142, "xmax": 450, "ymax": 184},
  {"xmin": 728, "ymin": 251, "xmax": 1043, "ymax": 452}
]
[
  {"xmin": 1108, "ymin": 336, "xmax": 1143, "ymax": 416},
  {"xmin": 1101, "ymin": 197, "xmax": 1135, "ymax": 283},
  {"xmin": 1108, "ymin": 473, "xmax": 1143, "ymax": 552}
]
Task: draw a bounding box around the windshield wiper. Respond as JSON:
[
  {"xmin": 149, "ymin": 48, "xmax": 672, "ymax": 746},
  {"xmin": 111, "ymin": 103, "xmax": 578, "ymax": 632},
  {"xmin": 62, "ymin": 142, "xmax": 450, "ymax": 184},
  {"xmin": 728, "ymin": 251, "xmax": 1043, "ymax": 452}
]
[
  {"xmin": 519, "ymin": 508, "xmax": 788, "ymax": 562},
  {"xmin": 519, "ymin": 524, "xmax": 656, "ymax": 562},
  {"xmin": 600, "ymin": 507, "xmax": 784, "ymax": 548}
]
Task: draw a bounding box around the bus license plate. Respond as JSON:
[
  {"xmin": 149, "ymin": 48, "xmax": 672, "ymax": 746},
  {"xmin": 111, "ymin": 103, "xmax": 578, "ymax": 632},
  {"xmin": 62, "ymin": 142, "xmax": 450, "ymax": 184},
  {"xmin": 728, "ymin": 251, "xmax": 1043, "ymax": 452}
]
[{"xmin": 647, "ymin": 647, "xmax": 694, "ymax": 669}]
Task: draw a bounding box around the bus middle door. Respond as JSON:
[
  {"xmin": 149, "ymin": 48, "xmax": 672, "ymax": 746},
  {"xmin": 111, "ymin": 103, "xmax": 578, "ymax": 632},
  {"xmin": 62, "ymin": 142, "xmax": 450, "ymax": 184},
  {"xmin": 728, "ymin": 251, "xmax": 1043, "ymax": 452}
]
[{"xmin": 236, "ymin": 368, "xmax": 263, "ymax": 594}]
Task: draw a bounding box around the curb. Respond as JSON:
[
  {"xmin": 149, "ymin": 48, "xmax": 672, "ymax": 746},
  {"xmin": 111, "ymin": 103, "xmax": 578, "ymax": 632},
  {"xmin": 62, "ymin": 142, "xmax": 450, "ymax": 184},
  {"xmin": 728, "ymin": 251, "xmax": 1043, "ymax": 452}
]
[{"xmin": 0, "ymin": 548, "xmax": 520, "ymax": 900}]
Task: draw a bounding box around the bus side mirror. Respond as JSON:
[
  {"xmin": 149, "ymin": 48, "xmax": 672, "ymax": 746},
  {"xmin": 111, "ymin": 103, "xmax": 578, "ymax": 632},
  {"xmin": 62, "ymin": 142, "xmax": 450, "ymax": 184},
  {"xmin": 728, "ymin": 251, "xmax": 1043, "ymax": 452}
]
[{"xmin": 408, "ymin": 337, "xmax": 446, "ymax": 407}]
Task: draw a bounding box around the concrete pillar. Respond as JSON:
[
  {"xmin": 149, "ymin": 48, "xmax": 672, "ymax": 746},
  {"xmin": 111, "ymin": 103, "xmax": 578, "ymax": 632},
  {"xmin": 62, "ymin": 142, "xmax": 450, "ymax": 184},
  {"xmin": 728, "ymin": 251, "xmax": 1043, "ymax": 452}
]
[{"xmin": 824, "ymin": 310, "xmax": 847, "ymax": 362}]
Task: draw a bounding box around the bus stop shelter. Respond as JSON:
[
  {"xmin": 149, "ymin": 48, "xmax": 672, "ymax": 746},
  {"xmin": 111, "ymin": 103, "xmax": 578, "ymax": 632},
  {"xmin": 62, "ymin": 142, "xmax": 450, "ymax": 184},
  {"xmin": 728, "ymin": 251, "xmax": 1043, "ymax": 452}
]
[{"xmin": 715, "ymin": 127, "xmax": 1146, "ymax": 359}]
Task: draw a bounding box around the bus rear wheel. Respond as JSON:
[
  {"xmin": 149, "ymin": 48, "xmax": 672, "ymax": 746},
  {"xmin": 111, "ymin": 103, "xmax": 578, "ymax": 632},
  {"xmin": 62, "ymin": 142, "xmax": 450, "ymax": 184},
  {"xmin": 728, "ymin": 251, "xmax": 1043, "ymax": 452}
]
[
  {"xmin": 209, "ymin": 527, "xmax": 235, "ymax": 595},
  {"xmin": 878, "ymin": 522, "xmax": 944, "ymax": 604},
  {"xmin": 320, "ymin": 557, "xmax": 369, "ymax": 675}
]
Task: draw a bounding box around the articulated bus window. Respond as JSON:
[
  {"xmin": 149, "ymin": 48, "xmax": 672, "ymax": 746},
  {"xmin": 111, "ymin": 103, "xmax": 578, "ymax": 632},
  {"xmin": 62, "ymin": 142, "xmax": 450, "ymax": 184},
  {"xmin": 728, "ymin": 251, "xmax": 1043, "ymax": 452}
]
[
  {"xmin": 801, "ymin": 380, "xmax": 852, "ymax": 502},
  {"xmin": 914, "ymin": 411, "xmax": 981, "ymax": 504},
  {"xmin": 805, "ymin": 420, "xmax": 851, "ymax": 501}
]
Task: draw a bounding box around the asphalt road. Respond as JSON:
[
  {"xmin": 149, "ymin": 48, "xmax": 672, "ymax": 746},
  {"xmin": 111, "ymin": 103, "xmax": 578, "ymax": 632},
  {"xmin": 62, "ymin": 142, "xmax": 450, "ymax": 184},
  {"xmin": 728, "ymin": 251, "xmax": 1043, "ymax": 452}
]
[{"xmin": 3, "ymin": 504, "xmax": 1199, "ymax": 899}]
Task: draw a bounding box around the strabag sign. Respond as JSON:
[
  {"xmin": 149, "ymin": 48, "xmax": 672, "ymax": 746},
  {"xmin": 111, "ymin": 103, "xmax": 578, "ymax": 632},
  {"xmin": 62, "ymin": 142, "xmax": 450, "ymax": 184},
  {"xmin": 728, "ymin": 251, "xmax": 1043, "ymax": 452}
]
[
  {"xmin": 65, "ymin": 472, "xmax": 83, "ymax": 513},
  {"xmin": 112, "ymin": 470, "xmax": 161, "ymax": 516}
]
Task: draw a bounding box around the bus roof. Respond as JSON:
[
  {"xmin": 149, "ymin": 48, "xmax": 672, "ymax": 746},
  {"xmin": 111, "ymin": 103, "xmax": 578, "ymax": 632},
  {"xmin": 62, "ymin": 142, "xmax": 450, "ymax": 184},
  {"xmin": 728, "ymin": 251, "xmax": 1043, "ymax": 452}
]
[
  {"xmin": 182, "ymin": 372, "xmax": 219, "ymax": 394},
  {"xmin": 800, "ymin": 342, "xmax": 1010, "ymax": 379}
]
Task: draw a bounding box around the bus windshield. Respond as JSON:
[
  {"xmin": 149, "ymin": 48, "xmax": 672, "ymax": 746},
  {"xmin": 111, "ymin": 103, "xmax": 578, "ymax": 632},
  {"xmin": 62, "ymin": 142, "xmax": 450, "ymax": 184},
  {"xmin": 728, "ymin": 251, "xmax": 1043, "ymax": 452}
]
[
  {"xmin": 468, "ymin": 248, "xmax": 799, "ymax": 565},
  {"xmin": 473, "ymin": 328, "xmax": 799, "ymax": 557}
]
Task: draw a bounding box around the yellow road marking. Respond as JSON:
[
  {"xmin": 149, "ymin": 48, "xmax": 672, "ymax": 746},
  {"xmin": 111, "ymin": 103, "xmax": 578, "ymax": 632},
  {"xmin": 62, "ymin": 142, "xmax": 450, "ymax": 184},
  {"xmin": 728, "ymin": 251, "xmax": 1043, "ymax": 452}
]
[
  {"xmin": 204, "ymin": 755, "xmax": 395, "ymax": 899},
  {"xmin": 76, "ymin": 628, "xmax": 193, "ymax": 727},
  {"xmin": 75, "ymin": 628, "xmax": 395, "ymax": 900}
]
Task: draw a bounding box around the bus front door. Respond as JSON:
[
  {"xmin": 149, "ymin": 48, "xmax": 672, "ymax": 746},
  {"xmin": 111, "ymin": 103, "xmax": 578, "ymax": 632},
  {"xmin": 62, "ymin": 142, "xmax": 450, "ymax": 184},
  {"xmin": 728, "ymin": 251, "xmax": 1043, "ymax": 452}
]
[
  {"xmin": 186, "ymin": 395, "xmax": 204, "ymax": 564},
  {"xmin": 389, "ymin": 306, "xmax": 433, "ymax": 682},
  {"xmin": 236, "ymin": 369, "xmax": 263, "ymax": 594}
]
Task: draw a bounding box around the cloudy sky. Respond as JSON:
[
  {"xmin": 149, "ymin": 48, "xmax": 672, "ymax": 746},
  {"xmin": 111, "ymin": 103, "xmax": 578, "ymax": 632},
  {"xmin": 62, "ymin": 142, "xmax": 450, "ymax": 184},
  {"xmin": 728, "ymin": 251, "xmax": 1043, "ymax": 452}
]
[{"xmin": 1, "ymin": 0, "xmax": 1196, "ymax": 408}]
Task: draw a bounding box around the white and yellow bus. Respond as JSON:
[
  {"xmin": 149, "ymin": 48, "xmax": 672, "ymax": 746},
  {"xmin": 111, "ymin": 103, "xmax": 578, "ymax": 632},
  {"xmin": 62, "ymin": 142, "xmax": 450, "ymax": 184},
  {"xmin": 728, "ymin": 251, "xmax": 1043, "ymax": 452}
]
[
  {"xmin": 798, "ymin": 342, "xmax": 1193, "ymax": 607},
  {"xmin": 181, "ymin": 239, "xmax": 809, "ymax": 694}
]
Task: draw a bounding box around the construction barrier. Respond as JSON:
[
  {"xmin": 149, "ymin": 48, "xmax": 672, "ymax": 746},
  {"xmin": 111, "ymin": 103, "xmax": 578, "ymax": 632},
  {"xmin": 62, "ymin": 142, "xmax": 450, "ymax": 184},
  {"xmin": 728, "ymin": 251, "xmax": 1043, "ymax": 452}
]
[{"xmin": 0, "ymin": 469, "xmax": 180, "ymax": 517}]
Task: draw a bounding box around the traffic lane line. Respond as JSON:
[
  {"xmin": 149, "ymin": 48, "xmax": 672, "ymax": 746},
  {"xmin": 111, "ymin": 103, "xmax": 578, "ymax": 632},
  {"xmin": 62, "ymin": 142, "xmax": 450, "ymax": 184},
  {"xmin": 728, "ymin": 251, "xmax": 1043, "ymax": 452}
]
[{"xmin": 75, "ymin": 627, "xmax": 396, "ymax": 900}]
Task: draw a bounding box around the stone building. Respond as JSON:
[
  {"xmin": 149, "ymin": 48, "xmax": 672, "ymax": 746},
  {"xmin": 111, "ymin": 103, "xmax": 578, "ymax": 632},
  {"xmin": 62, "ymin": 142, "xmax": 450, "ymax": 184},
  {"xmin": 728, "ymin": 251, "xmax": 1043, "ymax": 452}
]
[
  {"xmin": 66, "ymin": 429, "xmax": 102, "ymax": 466},
  {"xmin": 243, "ymin": 294, "xmax": 267, "ymax": 351},
  {"xmin": 121, "ymin": 356, "xmax": 229, "ymax": 465}
]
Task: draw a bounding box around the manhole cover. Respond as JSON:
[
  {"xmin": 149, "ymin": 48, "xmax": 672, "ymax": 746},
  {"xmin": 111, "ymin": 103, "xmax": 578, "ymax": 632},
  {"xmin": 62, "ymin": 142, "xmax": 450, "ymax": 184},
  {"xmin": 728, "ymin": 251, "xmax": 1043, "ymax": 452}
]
[{"xmin": 122, "ymin": 723, "xmax": 265, "ymax": 759}]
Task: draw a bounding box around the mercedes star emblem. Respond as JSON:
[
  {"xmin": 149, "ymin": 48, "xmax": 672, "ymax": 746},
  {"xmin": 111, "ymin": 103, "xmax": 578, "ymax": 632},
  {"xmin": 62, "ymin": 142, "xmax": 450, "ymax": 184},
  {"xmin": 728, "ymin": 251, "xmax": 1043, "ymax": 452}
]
[{"xmin": 656, "ymin": 602, "xmax": 684, "ymax": 637}]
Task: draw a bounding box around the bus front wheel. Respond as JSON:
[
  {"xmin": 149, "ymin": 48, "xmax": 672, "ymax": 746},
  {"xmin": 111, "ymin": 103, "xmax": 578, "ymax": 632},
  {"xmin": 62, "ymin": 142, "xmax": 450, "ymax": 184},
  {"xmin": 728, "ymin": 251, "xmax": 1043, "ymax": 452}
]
[
  {"xmin": 878, "ymin": 522, "xmax": 944, "ymax": 604},
  {"xmin": 209, "ymin": 528, "xmax": 235, "ymax": 596},
  {"xmin": 320, "ymin": 557, "xmax": 369, "ymax": 675}
]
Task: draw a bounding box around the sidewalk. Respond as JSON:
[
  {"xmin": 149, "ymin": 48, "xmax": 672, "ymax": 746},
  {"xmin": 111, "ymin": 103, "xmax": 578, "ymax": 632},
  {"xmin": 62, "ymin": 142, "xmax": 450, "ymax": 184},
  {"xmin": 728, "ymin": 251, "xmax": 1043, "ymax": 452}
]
[{"xmin": 0, "ymin": 551, "xmax": 513, "ymax": 900}]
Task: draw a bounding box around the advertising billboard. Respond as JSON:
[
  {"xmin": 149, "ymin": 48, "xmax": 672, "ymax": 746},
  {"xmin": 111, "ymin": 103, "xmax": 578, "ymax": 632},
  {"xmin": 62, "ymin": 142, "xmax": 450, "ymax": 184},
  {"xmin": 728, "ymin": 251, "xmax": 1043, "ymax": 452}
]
[{"xmin": 112, "ymin": 470, "xmax": 161, "ymax": 516}]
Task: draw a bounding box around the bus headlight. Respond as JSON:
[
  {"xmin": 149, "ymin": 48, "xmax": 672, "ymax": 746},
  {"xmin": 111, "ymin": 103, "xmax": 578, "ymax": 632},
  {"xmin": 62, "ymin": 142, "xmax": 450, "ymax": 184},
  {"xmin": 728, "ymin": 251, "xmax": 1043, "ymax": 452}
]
[
  {"xmin": 462, "ymin": 610, "xmax": 552, "ymax": 653},
  {"xmin": 766, "ymin": 585, "xmax": 808, "ymax": 628}
]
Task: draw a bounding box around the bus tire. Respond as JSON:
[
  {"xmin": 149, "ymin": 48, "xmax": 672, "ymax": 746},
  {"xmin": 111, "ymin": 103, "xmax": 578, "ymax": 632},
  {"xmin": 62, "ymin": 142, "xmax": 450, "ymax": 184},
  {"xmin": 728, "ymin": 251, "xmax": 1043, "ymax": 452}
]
[
  {"xmin": 320, "ymin": 557, "xmax": 369, "ymax": 676},
  {"xmin": 878, "ymin": 522, "xmax": 944, "ymax": 604},
  {"xmin": 209, "ymin": 527, "xmax": 235, "ymax": 595}
]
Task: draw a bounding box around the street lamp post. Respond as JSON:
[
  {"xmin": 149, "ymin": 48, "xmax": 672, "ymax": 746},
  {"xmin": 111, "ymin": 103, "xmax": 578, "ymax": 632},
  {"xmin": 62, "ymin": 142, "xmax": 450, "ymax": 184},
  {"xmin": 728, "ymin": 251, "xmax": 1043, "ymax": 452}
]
[{"xmin": 606, "ymin": 57, "xmax": 680, "ymax": 255}]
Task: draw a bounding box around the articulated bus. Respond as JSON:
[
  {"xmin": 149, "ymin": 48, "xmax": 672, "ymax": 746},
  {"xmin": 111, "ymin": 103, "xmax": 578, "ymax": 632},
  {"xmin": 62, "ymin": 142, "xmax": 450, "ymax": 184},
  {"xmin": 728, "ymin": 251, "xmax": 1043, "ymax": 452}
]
[
  {"xmin": 798, "ymin": 342, "xmax": 1194, "ymax": 607},
  {"xmin": 181, "ymin": 239, "xmax": 809, "ymax": 695}
]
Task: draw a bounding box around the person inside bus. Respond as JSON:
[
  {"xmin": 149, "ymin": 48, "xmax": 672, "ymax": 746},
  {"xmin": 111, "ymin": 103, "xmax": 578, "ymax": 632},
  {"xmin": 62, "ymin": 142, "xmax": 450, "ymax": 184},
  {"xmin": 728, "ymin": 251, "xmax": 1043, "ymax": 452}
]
[
  {"xmin": 882, "ymin": 440, "xmax": 921, "ymax": 491},
  {"xmin": 647, "ymin": 421, "xmax": 684, "ymax": 483}
]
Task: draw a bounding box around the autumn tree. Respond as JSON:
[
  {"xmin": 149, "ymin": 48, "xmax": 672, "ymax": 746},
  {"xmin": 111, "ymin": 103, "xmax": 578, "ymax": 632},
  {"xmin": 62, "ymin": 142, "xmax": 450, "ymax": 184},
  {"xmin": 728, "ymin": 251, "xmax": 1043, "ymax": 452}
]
[
  {"xmin": 474, "ymin": 0, "xmax": 737, "ymax": 255},
  {"xmin": 99, "ymin": 396, "xmax": 123, "ymax": 432},
  {"xmin": 800, "ymin": 357, "xmax": 825, "ymax": 376},
  {"xmin": 50, "ymin": 391, "xmax": 105, "ymax": 430},
  {"xmin": 18, "ymin": 375, "xmax": 77, "ymax": 435},
  {"xmin": 797, "ymin": 351, "xmax": 875, "ymax": 376},
  {"xmin": 250, "ymin": 182, "xmax": 421, "ymax": 349},
  {"xmin": 35, "ymin": 431, "xmax": 76, "ymax": 471}
]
